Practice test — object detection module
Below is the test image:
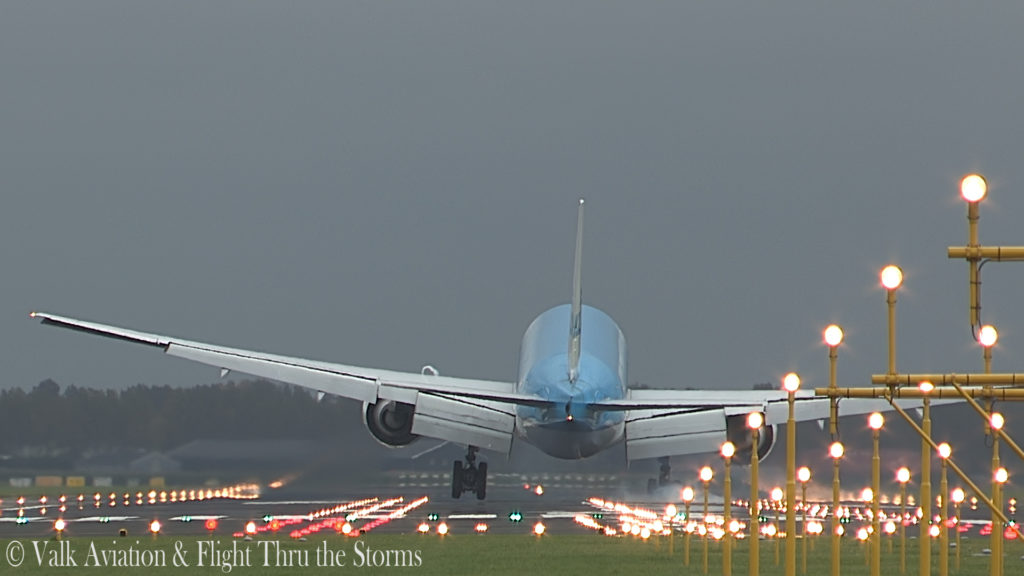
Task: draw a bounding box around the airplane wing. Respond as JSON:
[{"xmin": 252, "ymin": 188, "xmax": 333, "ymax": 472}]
[
  {"xmin": 30, "ymin": 312, "xmax": 553, "ymax": 455},
  {"xmin": 598, "ymin": 388, "xmax": 959, "ymax": 461}
]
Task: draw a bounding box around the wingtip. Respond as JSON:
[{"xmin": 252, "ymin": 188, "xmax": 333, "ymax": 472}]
[
  {"xmin": 29, "ymin": 311, "xmax": 37, "ymax": 319},
  {"xmin": 578, "ymin": 198, "xmax": 585, "ymax": 205}
]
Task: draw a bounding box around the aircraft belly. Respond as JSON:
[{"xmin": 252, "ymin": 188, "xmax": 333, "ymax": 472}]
[{"xmin": 518, "ymin": 417, "xmax": 624, "ymax": 459}]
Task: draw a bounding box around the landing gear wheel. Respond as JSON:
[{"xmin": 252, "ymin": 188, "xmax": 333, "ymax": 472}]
[
  {"xmin": 476, "ymin": 462, "xmax": 488, "ymax": 500},
  {"xmin": 658, "ymin": 456, "xmax": 672, "ymax": 487},
  {"xmin": 450, "ymin": 446, "xmax": 489, "ymax": 500},
  {"xmin": 451, "ymin": 460, "xmax": 463, "ymax": 499}
]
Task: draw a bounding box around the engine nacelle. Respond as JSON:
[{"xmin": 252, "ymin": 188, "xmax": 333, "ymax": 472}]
[
  {"xmin": 725, "ymin": 414, "xmax": 776, "ymax": 462},
  {"xmin": 362, "ymin": 400, "xmax": 419, "ymax": 447}
]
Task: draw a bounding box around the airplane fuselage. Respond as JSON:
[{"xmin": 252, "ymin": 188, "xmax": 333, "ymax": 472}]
[{"xmin": 515, "ymin": 304, "xmax": 627, "ymax": 458}]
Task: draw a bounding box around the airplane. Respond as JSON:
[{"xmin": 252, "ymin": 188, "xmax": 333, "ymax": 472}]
[{"xmin": 31, "ymin": 199, "xmax": 933, "ymax": 500}]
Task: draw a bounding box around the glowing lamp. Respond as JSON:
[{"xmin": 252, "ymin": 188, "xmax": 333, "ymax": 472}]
[
  {"xmin": 861, "ymin": 487, "xmax": 874, "ymax": 503},
  {"xmin": 666, "ymin": 504, "xmax": 677, "ymax": 518},
  {"xmin": 437, "ymin": 522, "xmax": 449, "ymax": 535},
  {"xmin": 885, "ymin": 521, "xmax": 896, "ymax": 535},
  {"xmin": 204, "ymin": 518, "xmax": 218, "ymax": 531},
  {"xmin": 829, "ymin": 442, "xmax": 844, "ymax": 459},
  {"xmin": 897, "ymin": 467, "xmax": 911, "ymax": 484},
  {"xmin": 721, "ymin": 441, "xmax": 736, "ymax": 459},
  {"xmin": 245, "ymin": 521, "xmax": 257, "ymax": 536},
  {"xmin": 797, "ymin": 467, "xmax": 811, "ymax": 483},
  {"xmin": 534, "ymin": 522, "xmax": 546, "ymax": 536},
  {"xmin": 995, "ymin": 468, "xmax": 1008, "ymax": 484},
  {"xmin": 979, "ymin": 325, "xmax": 998, "ymax": 348},
  {"xmin": 880, "ymin": 265, "xmax": 903, "ymax": 290},
  {"xmin": 747, "ymin": 411, "xmax": 764, "ymax": 430},
  {"xmin": 929, "ymin": 524, "xmax": 940, "ymax": 538},
  {"xmin": 700, "ymin": 466, "xmax": 714, "ymax": 483},
  {"xmin": 960, "ymin": 174, "xmax": 987, "ymax": 203},
  {"xmin": 782, "ymin": 372, "xmax": 801, "ymax": 393},
  {"xmin": 868, "ymin": 412, "xmax": 884, "ymax": 430},
  {"xmin": 54, "ymin": 519, "xmax": 66, "ymax": 532},
  {"xmin": 771, "ymin": 487, "xmax": 784, "ymax": 502},
  {"xmin": 951, "ymin": 488, "xmax": 965, "ymax": 504},
  {"xmin": 991, "ymin": 412, "xmax": 1005, "ymax": 431},
  {"xmin": 682, "ymin": 487, "xmax": 695, "ymax": 502},
  {"xmin": 150, "ymin": 520, "xmax": 162, "ymax": 535},
  {"xmin": 937, "ymin": 443, "xmax": 952, "ymax": 459},
  {"xmin": 919, "ymin": 381, "xmax": 934, "ymax": 394},
  {"xmin": 824, "ymin": 324, "xmax": 844, "ymax": 347}
]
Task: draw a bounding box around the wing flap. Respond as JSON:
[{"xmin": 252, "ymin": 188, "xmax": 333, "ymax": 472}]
[
  {"xmin": 625, "ymin": 408, "xmax": 727, "ymax": 461},
  {"xmin": 413, "ymin": 394, "xmax": 514, "ymax": 454}
]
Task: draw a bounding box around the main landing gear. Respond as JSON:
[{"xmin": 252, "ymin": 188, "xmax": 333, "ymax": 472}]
[
  {"xmin": 646, "ymin": 456, "xmax": 672, "ymax": 494},
  {"xmin": 451, "ymin": 445, "xmax": 488, "ymax": 500}
]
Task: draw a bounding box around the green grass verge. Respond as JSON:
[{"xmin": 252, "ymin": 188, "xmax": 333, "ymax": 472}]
[{"xmin": 0, "ymin": 533, "xmax": 1016, "ymax": 575}]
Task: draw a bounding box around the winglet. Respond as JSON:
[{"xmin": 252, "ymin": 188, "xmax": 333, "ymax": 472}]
[{"xmin": 568, "ymin": 199, "xmax": 584, "ymax": 383}]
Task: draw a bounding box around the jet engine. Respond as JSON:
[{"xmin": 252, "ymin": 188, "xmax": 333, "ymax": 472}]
[
  {"xmin": 362, "ymin": 400, "xmax": 419, "ymax": 447},
  {"xmin": 725, "ymin": 414, "xmax": 776, "ymax": 462}
]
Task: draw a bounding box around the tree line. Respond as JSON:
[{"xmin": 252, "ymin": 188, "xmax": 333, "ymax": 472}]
[{"xmin": 0, "ymin": 379, "xmax": 352, "ymax": 454}]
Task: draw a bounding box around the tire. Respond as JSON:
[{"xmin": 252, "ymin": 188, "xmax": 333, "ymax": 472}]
[
  {"xmin": 451, "ymin": 460, "xmax": 463, "ymax": 499},
  {"xmin": 476, "ymin": 462, "xmax": 488, "ymax": 500}
]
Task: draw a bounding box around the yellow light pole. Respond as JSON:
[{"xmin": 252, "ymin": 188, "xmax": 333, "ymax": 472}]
[
  {"xmin": 783, "ymin": 372, "xmax": 801, "ymax": 576},
  {"xmin": 868, "ymin": 413, "xmax": 884, "ymax": 576},
  {"xmin": 881, "ymin": 265, "xmax": 903, "ymax": 375},
  {"xmin": 798, "ymin": 466, "xmax": 811, "ymax": 576},
  {"xmin": 952, "ymin": 487, "xmax": 965, "ymax": 571},
  {"xmin": 830, "ymin": 442, "xmax": 844, "ymax": 576},
  {"xmin": 748, "ymin": 411, "xmax": 763, "ymax": 576},
  {"xmin": 861, "ymin": 487, "xmax": 874, "ymax": 567},
  {"xmin": 994, "ymin": 467, "xmax": 1009, "ymax": 576},
  {"xmin": 990, "ymin": 413, "xmax": 1005, "ymax": 576},
  {"xmin": 919, "ymin": 380, "xmax": 934, "ymax": 576},
  {"xmin": 938, "ymin": 443, "xmax": 951, "ymax": 576},
  {"xmin": 897, "ymin": 467, "xmax": 911, "ymax": 575},
  {"xmin": 772, "ymin": 487, "xmax": 784, "ymax": 566},
  {"xmin": 683, "ymin": 486, "xmax": 695, "ymax": 566},
  {"xmin": 722, "ymin": 441, "xmax": 736, "ymax": 576},
  {"xmin": 666, "ymin": 503, "xmax": 678, "ymax": 556},
  {"xmin": 825, "ymin": 324, "xmax": 844, "ymax": 439},
  {"xmin": 960, "ymin": 173, "xmax": 987, "ymax": 328},
  {"xmin": 701, "ymin": 465, "xmax": 714, "ymax": 576}
]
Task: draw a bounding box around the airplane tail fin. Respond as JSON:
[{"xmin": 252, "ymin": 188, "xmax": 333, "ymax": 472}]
[{"xmin": 568, "ymin": 199, "xmax": 584, "ymax": 383}]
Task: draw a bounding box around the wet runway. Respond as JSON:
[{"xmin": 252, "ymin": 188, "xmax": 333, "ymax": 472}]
[{"xmin": 0, "ymin": 482, "xmax": 623, "ymax": 540}]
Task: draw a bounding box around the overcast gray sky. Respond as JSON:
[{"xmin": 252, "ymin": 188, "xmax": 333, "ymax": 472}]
[{"xmin": 4, "ymin": 2, "xmax": 1024, "ymax": 396}]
